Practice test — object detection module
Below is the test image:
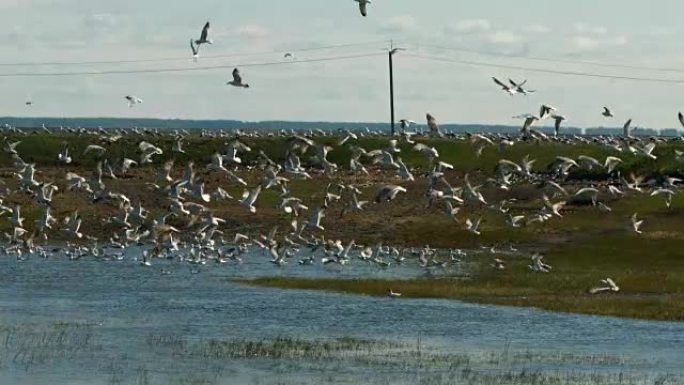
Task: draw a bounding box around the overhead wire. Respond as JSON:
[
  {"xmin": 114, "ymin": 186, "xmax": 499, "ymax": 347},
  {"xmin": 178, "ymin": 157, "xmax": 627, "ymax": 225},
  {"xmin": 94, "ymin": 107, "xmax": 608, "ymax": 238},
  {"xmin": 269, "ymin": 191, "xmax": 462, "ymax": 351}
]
[
  {"xmin": 405, "ymin": 42, "xmax": 684, "ymax": 75},
  {"xmin": 0, "ymin": 40, "xmax": 391, "ymax": 67},
  {"xmin": 0, "ymin": 52, "xmax": 386, "ymax": 77},
  {"xmin": 403, "ymin": 53, "xmax": 684, "ymax": 84}
]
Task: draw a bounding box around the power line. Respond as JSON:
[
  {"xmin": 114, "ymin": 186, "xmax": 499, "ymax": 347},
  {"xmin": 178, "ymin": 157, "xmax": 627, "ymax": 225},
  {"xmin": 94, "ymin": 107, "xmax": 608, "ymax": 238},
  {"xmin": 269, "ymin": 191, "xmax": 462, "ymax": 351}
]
[
  {"xmin": 407, "ymin": 42, "xmax": 684, "ymax": 75},
  {"xmin": 0, "ymin": 40, "xmax": 391, "ymax": 67},
  {"xmin": 0, "ymin": 52, "xmax": 385, "ymax": 77},
  {"xmin": 404, "ymin": 53, "xmax": 684, "ymax": 84}
]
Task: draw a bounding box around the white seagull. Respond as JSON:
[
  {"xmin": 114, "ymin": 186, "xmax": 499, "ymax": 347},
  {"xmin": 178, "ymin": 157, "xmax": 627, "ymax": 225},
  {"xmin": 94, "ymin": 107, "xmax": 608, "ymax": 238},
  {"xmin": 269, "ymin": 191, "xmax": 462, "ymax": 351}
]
[
  {"xmin": 125, "ymin": 95, "xmax": 143, "ymax": 107},
  {"xmin": 589, "ymin": 278, "xmax": 620, "ymax": 294},
  {"xmin": 630, "ymin": 213, "xmax": 644, "ymax": 234}
]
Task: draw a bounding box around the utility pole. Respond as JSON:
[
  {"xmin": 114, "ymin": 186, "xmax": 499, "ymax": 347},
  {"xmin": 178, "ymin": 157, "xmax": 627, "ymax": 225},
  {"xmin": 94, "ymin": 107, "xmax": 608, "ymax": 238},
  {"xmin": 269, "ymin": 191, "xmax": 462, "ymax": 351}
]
[{"xmin": 388, "ymin": 44, "xmax": 404, "ymax": 136}]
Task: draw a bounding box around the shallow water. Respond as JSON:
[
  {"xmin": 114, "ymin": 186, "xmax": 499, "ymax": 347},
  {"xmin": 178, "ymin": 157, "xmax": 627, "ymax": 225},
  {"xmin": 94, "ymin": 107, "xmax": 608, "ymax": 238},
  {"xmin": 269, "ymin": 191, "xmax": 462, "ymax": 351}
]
[{"xmin": 1, "ymin": 252, "xmax": 683, "ymax": 385}]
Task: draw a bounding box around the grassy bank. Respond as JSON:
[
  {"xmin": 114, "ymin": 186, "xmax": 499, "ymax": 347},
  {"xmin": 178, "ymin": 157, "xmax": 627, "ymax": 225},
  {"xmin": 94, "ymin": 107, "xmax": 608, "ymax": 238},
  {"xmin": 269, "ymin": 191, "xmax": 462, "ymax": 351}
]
[{"xmin": 246, "ymin": 231, "xmax": 684, "ymax": 321}]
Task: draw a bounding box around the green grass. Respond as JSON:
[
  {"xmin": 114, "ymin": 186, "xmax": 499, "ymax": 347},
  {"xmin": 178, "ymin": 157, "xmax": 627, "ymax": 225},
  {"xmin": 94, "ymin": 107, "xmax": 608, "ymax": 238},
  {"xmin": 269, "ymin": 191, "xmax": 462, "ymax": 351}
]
[{"xmin": 246, "ymin": 231, "xmax": 684, "ymax": 321}]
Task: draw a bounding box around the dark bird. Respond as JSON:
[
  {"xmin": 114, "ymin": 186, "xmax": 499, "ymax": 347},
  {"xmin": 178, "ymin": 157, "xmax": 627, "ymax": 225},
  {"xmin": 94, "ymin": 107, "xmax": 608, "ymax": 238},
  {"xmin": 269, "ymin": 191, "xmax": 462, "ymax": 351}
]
[{"xmin": 227, "ymin": 68, "xmax": 249, "ymax": 88}]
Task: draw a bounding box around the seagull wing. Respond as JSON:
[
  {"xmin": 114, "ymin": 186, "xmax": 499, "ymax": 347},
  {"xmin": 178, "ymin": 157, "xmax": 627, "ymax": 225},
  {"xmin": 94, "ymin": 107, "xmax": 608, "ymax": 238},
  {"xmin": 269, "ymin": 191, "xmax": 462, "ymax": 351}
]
[
  {"xmin": 200, "ymin": 22, "xmax": 210, "ymax": 42},
  {"xmin": 232, "ymin": 68, "xmax": 242, "ymax": 83},
  {"xmin": 190, "ymin": 38, "xmax": 198, "ymax": 56},
  {"xmin": 623, "ymin": 119, "xmax": 632, "ymax": 136},
  {"xmin": 492, "ymin": 77, "xmax": 507, "ymax": 88}
]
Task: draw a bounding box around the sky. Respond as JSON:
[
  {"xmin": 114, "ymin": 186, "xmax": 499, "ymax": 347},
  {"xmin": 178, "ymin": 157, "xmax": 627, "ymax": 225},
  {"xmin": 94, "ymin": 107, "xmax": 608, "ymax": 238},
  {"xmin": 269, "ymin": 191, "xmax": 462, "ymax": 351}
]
[{"xmin": 2, "ymin": 0, "xmax": 684, "ymax": 129}]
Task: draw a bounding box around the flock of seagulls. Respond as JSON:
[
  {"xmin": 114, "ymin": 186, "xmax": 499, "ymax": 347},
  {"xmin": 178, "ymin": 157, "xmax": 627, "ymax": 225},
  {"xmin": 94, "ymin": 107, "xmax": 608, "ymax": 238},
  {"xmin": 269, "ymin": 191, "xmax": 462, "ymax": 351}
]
[{"xmin": 2, "ymin": 108, "xmax": 683, "ymax": 298}]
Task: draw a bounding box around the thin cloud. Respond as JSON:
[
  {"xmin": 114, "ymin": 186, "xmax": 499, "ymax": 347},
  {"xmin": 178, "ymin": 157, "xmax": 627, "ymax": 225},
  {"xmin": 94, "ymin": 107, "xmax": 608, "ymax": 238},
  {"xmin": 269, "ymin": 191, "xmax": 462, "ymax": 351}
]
[
  {"xmin": 447, "ymin": 19, "xmax": 491, "ymax": 35},
  {"xmin": 379, "ymin": 15, "xmax": 417, "ymax": 33}
]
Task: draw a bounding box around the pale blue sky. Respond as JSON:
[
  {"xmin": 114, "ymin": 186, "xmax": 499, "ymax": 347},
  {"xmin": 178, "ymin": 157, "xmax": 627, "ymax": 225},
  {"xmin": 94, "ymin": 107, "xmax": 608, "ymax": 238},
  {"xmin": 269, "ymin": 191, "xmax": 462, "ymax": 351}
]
[{"xmin": 2, "ymin": 0, "xmax": 684, "ymax": 128}]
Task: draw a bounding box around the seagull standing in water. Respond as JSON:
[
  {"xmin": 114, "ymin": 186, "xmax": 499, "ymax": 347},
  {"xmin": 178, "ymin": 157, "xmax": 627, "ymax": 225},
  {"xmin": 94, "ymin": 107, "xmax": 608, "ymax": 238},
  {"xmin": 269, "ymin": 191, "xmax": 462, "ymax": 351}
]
[{"xmin": 227, "ymin": 68, "xmax": 249, "ymax": 88}]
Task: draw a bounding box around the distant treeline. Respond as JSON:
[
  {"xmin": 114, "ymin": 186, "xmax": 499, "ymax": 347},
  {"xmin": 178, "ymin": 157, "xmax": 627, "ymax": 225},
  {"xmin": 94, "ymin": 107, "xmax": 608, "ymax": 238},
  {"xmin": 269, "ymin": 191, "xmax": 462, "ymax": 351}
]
[{"xmin": 0, "ymin": 116, "xmax": 679, "ymax": 137}]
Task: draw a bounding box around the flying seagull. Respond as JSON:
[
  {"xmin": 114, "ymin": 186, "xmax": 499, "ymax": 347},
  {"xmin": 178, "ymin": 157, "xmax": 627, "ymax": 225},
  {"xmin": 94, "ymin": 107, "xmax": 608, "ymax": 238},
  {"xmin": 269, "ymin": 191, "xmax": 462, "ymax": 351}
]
[
  {"xmin": 602, "ymin": 106, "xmax": 614, "ymax": 118},
  {"xmin": 190, "ymin": 39, "xmax": 199, "ymax": 60},
  {"xmin": 623, "ymin": 118, "xmax": 633, "ymax": 138},
  {"xmin": 551, "ymin": 115, "xmax": 566, "ymax": 136},
  {"xmin": 354, "ymin": 0, "xmax": 371, "ymax": 17},
  {"xmin": 195, "ymin": 22, "xmax": 212, "ymax": 46},
  {"xmin": 492, "ymin": 77, "xmax": 516, "ymax": 95},
  {"xmin": 227, "ymin": 68, "xmax": 249, "ymax": 88},
  {"xmin": 509, "ymin": 79, "xmax": 534, "ymax": 95},
  {"xmin": 125, "ymin": 96, "xmax": 143, "ymax": 107}
]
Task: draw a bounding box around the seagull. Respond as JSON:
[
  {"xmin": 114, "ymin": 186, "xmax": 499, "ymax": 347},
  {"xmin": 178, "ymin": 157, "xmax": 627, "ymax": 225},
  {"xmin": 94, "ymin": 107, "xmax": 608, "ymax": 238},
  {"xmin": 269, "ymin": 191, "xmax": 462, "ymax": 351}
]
[
  {"xmin": 506, "ymin": 214, "xmax": 525, "ymax": 228},
  {"xmin": 539, "ymin": 104, "xmax": 556, "ymax": 119},
  {"xmin": 375, "ymin": 185, "xmax": 407, "ymax": 203},
  {"xmin": 3, "ymin": 140, "xmax": 21, "ymax": 155},
  {"xmin": 630, "ymin": 213, "xmax": 644, "ymax": 234},
  {"xmin": 426, "ymin": 113, "xmax": 443, "ymax": 137},
  {"xmin": 678, "ymin": 112, "xmax": 684, "ymax": 129},
  {"xmin": 465, "ymin": 217, "xmax": 482, "ymax": 235},
  {"xmin": 10, "ymin": 205, "xmax": 24, "ymax": 228},
  {"xmin": 623, "ymin": 119, "xmax": 633, "ymax": 138},
  {"xmin": 520, "ymin": 116, "xmax": 539, "ymax": 137},
  {"xmin": 387, "ymin": 289, "xmax": 402, "ymax": 298},
  {"xmin": 58, "ymin": 145, "xmax": 72, "ymax": 164},
  {"xmin": 528, "ymin": 253, "xmax": 552, "ymax": 273},
  {"xmin": 651, "ymin": 188, "xmax": 675, "ymax": 208},
  {"xmin": 492, "ymin": 77, "xmax": 516, "ymax": 95},
  {"xmin": 240, "ymin": 185, "xmax": 262, "ymax": 213},
  {"xmin": 551, "ymin": 115, "xmax": 566, "ymax": 137},
  {"xmin": 125, "ymin": 95, "xmax": 143, "ymax": 108},
  {"xmin": 509, "ymin": 79, "xmax": 534, "ymax": 94},
  {"xmin": 227, "ymin": 68, "xmax": 249, "ymax": 88},
  {"xmin": 604, "ymin": 156, "xmax": 623, "ymax": 174},
  {"xmin": 172, "ymin": 137, "xmax": 185, "ymax": 153},
  {"xmin": 589, "ymin": 278, "xmax": 620, "ymax": 294},
  {"xmin": 194, "ymin": 22, "xmax": 212, "ymax": 46},
  {"xmin": 63, "ymin": 211, "xmax": 83, "ymax": 239},
  {"xmin": 354, "ymin": 0, "xmax": 371, "ymax": 17},
  {"xmin": 602, "ymin": 107, "xmax": 614, "ymax": 118},
  {"xmin": 83, "ymin": 144, "xmax": 107, "ymax": 157},
  {"xmin": 399, "ymin": 119, "xmax": 415, "ymax": 133},
  {"xmin": 190, "ymin": 39, "xmax": 199, "ymax": 61},
  {"xmin": 638, "ymin": 142, "xmax": 657, "ymax": 160}
]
